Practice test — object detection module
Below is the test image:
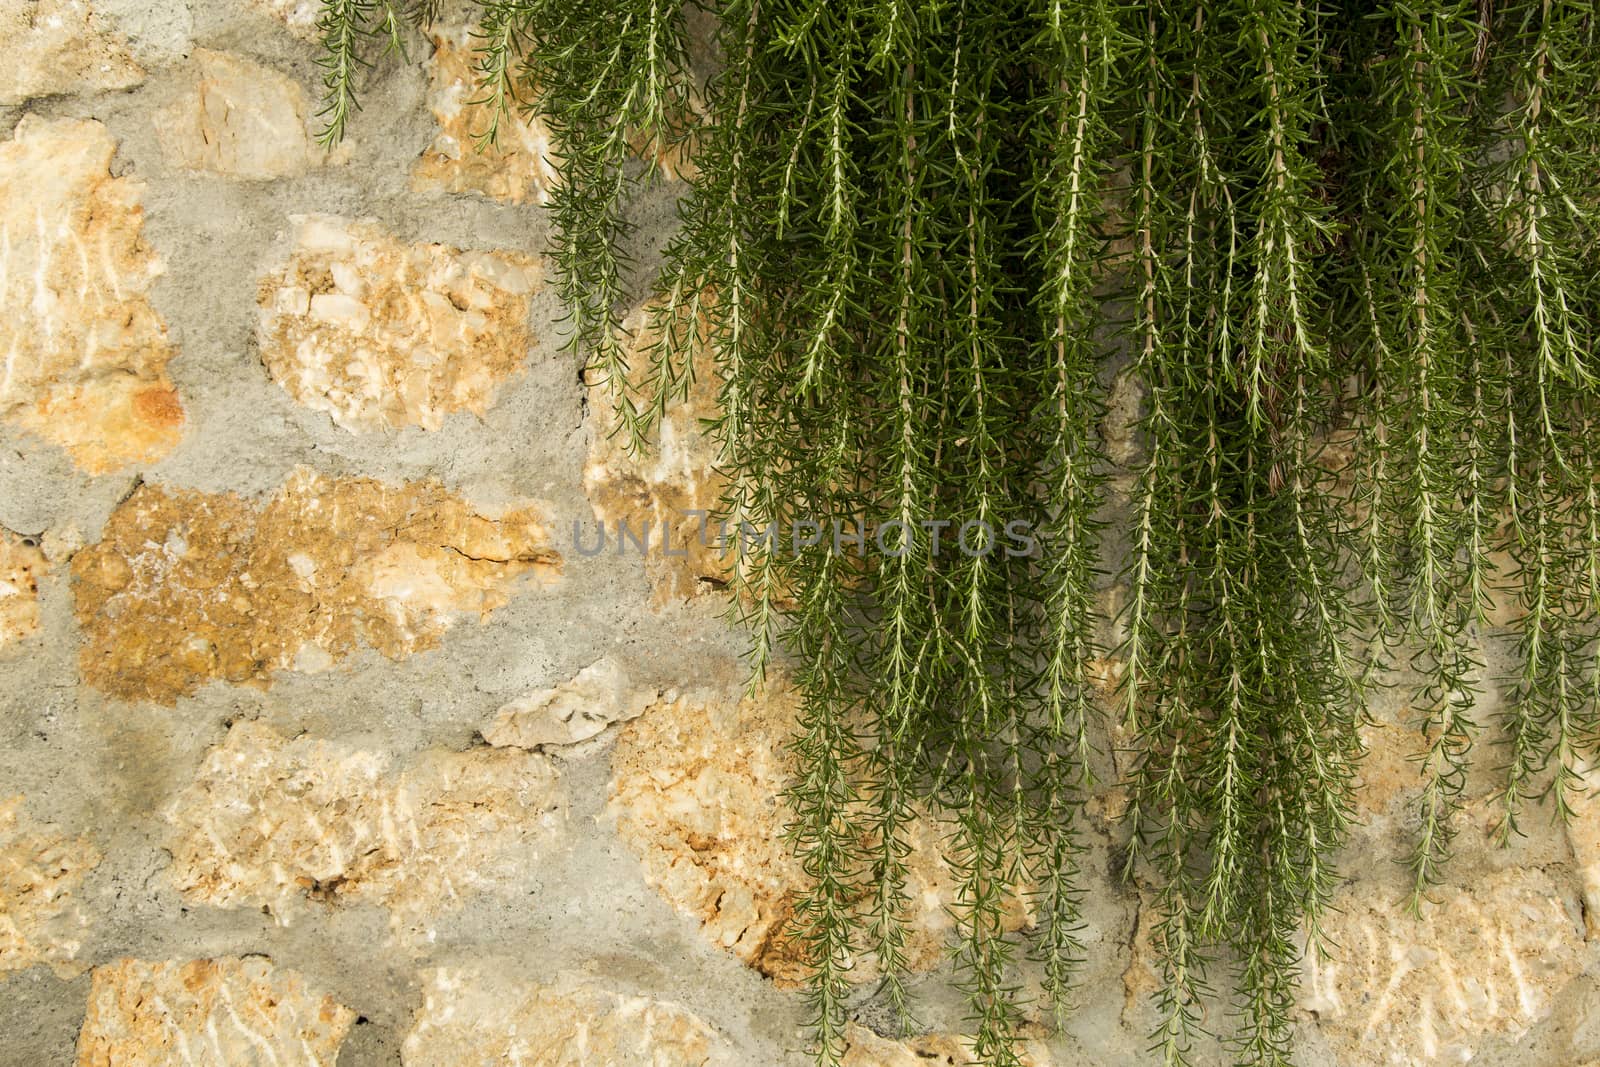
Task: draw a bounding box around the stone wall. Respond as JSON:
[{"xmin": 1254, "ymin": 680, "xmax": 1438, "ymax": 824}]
[{"xmin": 1, "ymin": 3, "xmax": 1597, "ymax": 1065}]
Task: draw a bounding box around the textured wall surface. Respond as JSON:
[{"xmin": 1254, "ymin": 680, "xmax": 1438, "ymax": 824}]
[{"xmin": 2, "ymin": 3, "xmax": 1599, "ymax": 1066}]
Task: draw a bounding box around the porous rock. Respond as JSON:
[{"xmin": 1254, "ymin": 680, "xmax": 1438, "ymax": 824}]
[
  {"xmin": 483, "ymin": 656, "xmax": 659, "ymax": 750},
  {"xmin": 247, "ymin": 0, "xmax": 319, "ymax": 39},
  {"xmin": 607, "ymin": 678, "xmax": 1031, "ymax": 985},
  {"xmin": 256, "ymin": 215, "xmax": 541, "ymax": 432},
  {"xmin": 0, "ymin": 796, "xmax": 100, "ymax": 978},
  {"xmin": 412, "ymin": 25, "xmax": 700, "ymax": 204},
  {"xmin": 73, "ymin": 466, "xmax": 560, "ymax": 703},
  {"xmin": 74, "ymin": 955, "xmax": 355, "ymax": 1067},
  {"xmin": 0, "ymin": 116, "xmax": 183, "ymax": 473},
  {"xmin": 1299, "ymin": 866, "xmax": 1587, "ymax": 1065},
  {"xmin": 584, "ymin": 299, "xmax": 729, "ymax": 604},
  {"xmin": 401, "ymin": 966, "xmax": 730, "ymax": 1066},
  {"xmin": 164, "ymin": 720, "xmax": 565, "ymax": 941},
  {"xmin": 411, "ymin": 27, "xmax": 562, "ymax": 206},
  {"xmin": 0, "ymin": 532, "xmax": 47, "ymax": 650},
  {"xmin": 0, "ymin": 0, "xmax": 142, "ymax": 105}
]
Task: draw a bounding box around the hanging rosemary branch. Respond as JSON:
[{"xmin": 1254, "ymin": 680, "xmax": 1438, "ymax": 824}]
[{"xmin": 317, "ymin": 2, "xmax": 1600, "ymax": 1064}]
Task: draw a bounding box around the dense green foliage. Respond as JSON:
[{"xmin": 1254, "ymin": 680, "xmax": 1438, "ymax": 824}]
[{"xmin": 318, "ymin": 2, "xmax": 1600, "ymax": 1063}]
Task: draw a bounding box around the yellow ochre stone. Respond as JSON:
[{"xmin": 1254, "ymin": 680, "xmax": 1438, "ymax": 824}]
[
  {"xmin": 0, "ymin": 532, "xmax": 47, "ymax": 650},
  {"xmin": 73, "ymin": 466, "xmax": 561, "ymax": 704},
  {"xmin": 401, "ymin": 968, "xmax": 730, "ymax": 1066}
]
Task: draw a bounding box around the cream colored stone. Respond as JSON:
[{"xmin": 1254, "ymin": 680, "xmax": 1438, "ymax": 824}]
[
  {"xmin": 609, "ymin": 684, "xmax": 805, "ymax": 980},
  {"xmin": 256, "ymin": 215, "xmax": 541, "ymax": 432},
  {"xmin": 0, "ymin": 795, "xmax": 100, "ymax": 978},
  {"xmin": 73, "ymin": 466, "xmax": 561, "ymax": 704},
  {"xmin": 585, "ymin": 299, "xmax": 729, "ymax": 604},
  {"xmin": 39, "ymin": 523, "xmax": 83, "ymax": 564},
  {"xmin": 0, "ymin": 117, "xmax": 183, "ymax": 472},
  {"xmin": 607, "ymin": 678, "xmax": 1030, "ymax": 986},
  {"xmin": 0, "ymin": 0, "xmax": 143, "ymax": 105},
  {"xmin": 1299, "ymin": 867, "xmax": 1586, "ymax": 1065},
  {"xmin": 0, "ymin": 532, "xmax": 46, "ymax": 649},
  {"xmin": 401, "ymin": 967, "xmax": 730, "ymax": 1066},
  {"xmin": 411, "ymin": 27, "xmax": 562, "ymax": 206},
  {"xmin": 840, "ymin": 1023, "xmax": 1053, "ymax": 1067},
  {"xmin": 484, "ymin": 657, "xmax": 658, "ymax": 750},
  {"xmin": 165, "ymin": 721, "xmax": 564, "ymax": 941},
  {"xmin": 156, "ymin": 50, "xmax": 314, "ymax": 179},
  {"xmin": 75, "ymin": 956, "xmax": 354, "ymax": 1067}
]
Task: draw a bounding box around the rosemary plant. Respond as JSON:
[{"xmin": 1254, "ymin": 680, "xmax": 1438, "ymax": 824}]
[{"xmin": 320, "ymin": 2, "xmax": 1600, "ymax": 1064}]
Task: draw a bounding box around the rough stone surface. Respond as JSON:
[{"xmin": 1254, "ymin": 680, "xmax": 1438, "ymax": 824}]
[
  {"xmin": 483, "ymin": 656, "xmax": 659, "ymax": 750},
  {"xmin": 609, "ymin": 684, "xmax": 808, "ymax": 981},
  {"xmin": 608, "ymin": 679, "xmax": 1030, "ymax": 986},
  {"xmin": 412, "ymin": 24, "xmax": 699, "ymax": 205},
  {"xmin": 585, "ymin": 300, "xmax": 729, "ymax": 604},
  {"xmin": 412, "ymin": 27, "xmax": 562, "ymax": 206},
  {"xmin": 165, "ymin": 720, "xmax": 565, "ymax": 941},
  {"xmin": 256, "ymin": 214, "xmax": 542, "ymax": 432},
  {"xmin": 0, "ymin": 531, "xmax": 47, "ymax": 650},
  {"xmin": 155, "ymin": 49, "xmax": 315, "ymax": 179},
  {"xmin": 1299, "ymin": 866, "xmax": 1587, "ymax": 1065},
  {"xmin": 72, "ymin": 466, "xmax": 561, "ymax": 704},
  {"xmin": 0, "ymin": 0, "xmax": 143, "ymax": 105},
  {"xmin": 840, "ymin": 1024, "xmax": 1053, "ymax": 1067},
  {"xmin": 0, "ymin": 796, "xmax": 100, "ymax": 979},
  {"xmin": 74, "ymin": 956, "xmax": 355, "ymax": 1067},
  {"xmin": 0, "ymin": 116, "xmax": 183, "ymax": 473},
  {"xmin": 401, "ymin": 967, "xmax": 730, "ymax": 1066},
  {"xmin": 1566, "ymin": 759, "xmax": 1600, "ymax": 940}
]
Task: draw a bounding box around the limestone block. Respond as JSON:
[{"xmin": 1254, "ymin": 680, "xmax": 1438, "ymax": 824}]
[
  {"xmin": 0, "ymin": 532, "xmax": 47, "ymax": 650},
  {"xmin": 584, "ymin": 299, "xmax": 729, "ymax": 603},
  {"xmin": 73, "ymin": 466, "xmax": 561, "ymax": 704},
  {"xmin": 165, "ymin": 721, "xmax": 565, "ymax": 941},
  {"xmin": 411, "ymin": 27, "xmax": 562, "ymax": 206},
  {"xmin": 412, "ymin": 26, "xmax": 700, "ymax": 205},
  {"xmin": 0, "ymin": 796, "xmax": 100, "ymax": 979},
  {"xmin": 0, "ymin": 0, "xmax": 142, "ymax": 105},
  {"xmin": 840, "ymin": 1023, "xmax": 1053, "ymax": 1067},
  {"xmin": 0, "ymin": 117, "xmax": 183, "ymax": 473},
  {"xmin": 483, "ymin": 657, "xmax": 659, "ymax": 750},
  {"xmin": 256, "ymin": 215, "xmax": 541, "ymax": 431},
  {"xmin": 75, "ymin": 956, "xmax": 354, "ymax": 1067},
  {"xmin": 155, "ymin": 49, "xmax": 314, "ymax": 179},
  {"xmin": 1299, "ymin": 866, "xmax": 1586, "ymax": 1065},
  {"xmin": 401, "ymin": 967, "xmax": 730, "ymax": 1066},
  {"xmin": 607, "ymin": 680, "xmax": 1030, "ymax": 986}
]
